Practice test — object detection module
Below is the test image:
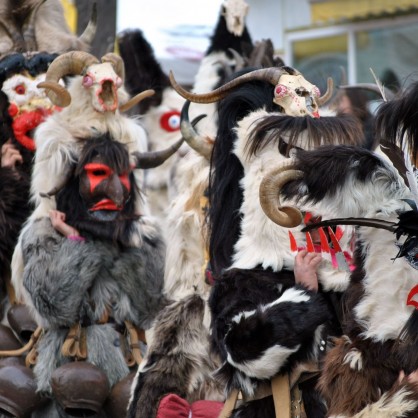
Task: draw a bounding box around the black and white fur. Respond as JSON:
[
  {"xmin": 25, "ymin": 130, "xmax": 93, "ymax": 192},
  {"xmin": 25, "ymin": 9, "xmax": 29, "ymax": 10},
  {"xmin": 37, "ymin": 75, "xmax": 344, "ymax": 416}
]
[
  {"xmin": 206, "ymin": 70, "xmax": 363, "ymax": 417},
  {"xmin": 278, "ymin": 145, "xmax": 418, "ymax": 417}
]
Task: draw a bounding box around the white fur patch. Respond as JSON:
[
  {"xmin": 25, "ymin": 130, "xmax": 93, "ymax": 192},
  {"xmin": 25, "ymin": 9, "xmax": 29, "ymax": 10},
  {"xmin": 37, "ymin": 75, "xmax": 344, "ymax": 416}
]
[
  {"xmin": 227, "ymin": 344, "xmax": 299, "ymax": 380},
  {"xmin": 231, "ymin": 288, "xmax": 309, "ymax": 325},
  {"xmin": 331, "ymin": 386, "xmax": 418, "ymax": 418},
  {"xmin": 266, "ymin": 287, "xmax": 310, "ymax": 307},
  {"xmin": 343, "ymin": 349, "xmax": 363, "ymax": 371}
]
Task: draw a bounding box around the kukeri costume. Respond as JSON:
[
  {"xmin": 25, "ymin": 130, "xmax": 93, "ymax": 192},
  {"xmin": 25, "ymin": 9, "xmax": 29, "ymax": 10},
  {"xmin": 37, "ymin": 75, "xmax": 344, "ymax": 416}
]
[
  {"xmin": 18, "ymin": 135, "xmax": 166, "ymax": 418},
  {"xmin": 260, "ymin": 143, "xmax": 418, "ymax": 417},
  {"xmin": 167, "ymin": 66, "xmax": 363, "ymax": 418}
]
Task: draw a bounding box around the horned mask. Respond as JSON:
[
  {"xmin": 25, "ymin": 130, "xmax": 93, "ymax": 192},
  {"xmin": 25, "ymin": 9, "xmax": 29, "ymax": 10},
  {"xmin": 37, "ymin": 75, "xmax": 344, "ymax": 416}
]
[
  {"xmin": 222, "ymin": 0, "xmax": 250, "ymax": 37},
  {"xmin": 169, "ymin": 67, "xmax": 333, "ymax": 119},
  {"xmin": 37, "ymin": 51, "xmax": 126, "ymax": 113}
]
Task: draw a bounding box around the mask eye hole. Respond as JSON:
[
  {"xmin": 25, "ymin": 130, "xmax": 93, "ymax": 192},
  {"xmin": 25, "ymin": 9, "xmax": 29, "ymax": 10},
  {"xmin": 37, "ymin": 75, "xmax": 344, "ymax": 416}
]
[
  {"xmin": 14, "ymin": 84, "xmax": 26, "ymax": 95},
  {"xmin": 92, "ymin": 169, "xmax": 107, "ymax": 176}
]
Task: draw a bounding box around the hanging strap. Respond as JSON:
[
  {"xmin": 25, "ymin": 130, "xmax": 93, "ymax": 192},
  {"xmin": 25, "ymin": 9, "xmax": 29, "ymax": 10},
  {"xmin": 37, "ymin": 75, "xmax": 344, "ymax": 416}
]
[
  {"xmin": 124, "ymin": 320, "xmax": 145, "ymax": 366},
  {"xmin": 0, "ymin": 326, "xmax": 42, "ymax": 358},
  {"xmin": 272, "ymin": 374, "xmax": 292, "ymax": 418},
  {"xmin": 218, "ymin": 388, "xmax": 240, "ymax": 418},
  {"xmin": 61, "ymin": 323, "xmax": 88, "ymax": 360}
]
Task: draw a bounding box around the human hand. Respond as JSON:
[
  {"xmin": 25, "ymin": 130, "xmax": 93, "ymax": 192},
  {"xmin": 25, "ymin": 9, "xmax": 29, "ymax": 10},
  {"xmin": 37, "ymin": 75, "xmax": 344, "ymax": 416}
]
[
  {"xmin": 1, "ymin": 140, "xmax": 23, "ymax": 169},
  {"xmin": 399, "ymin": 370, "xmax": 418, "ymax": 385},
  {"xmin": 49, "ymin": 210, "xmax": 80, "ymax": 238},
  {"xmin": 294, "ymin": 249, "xmax": 322, "ymax": 292}
]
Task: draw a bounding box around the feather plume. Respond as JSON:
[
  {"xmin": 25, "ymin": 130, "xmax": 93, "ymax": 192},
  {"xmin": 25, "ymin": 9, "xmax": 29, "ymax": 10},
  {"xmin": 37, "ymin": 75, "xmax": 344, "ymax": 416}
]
[
  {"xmin": 380, "ymin": 140, "xmax": 409, "ymax": 187},
  {"xmin": 369, "ymin": 67, "xmax": 387, "ymax": 102},
  {"xmin": 302, "ymin": 217, "xmax": 397, "ymax": 233}
]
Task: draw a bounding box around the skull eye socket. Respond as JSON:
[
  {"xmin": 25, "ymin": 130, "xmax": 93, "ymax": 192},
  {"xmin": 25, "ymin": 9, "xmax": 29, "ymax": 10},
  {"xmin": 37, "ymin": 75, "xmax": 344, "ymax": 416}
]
[
  {"xmin": 275, "ymin": 85, "xmax": 288, "ymax": 98},
  {"xmin": 82, "ymin": 75, "xmax": 94, "ymax": 88},
  {"xmin": 295, "ymin": 87, "xmax": 308, "ymax": 97}
]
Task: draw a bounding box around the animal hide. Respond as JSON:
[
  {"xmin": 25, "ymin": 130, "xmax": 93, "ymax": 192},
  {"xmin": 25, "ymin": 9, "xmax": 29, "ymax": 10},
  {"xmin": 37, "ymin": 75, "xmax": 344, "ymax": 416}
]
[
  {"xmin": 0, "ymin": 0, "xmax": 92, "ymax": 56},
  {"xmin": 128, "ymin": 295, "xmax": 222, "ymax": 418},
  {"xmin": 276, "ymin": 144, "xmax": 418, "ymax": 416},
  {"xmin": 209, "ymin": 268, "xmax": 336, "ymax": 396},
  {"xmin": 11, "ymin": 72, "xmax": 150, "ymax": 301},
  {"xmin": 18, "ymin": 214, "xmax": 166, "ymax": 416}
]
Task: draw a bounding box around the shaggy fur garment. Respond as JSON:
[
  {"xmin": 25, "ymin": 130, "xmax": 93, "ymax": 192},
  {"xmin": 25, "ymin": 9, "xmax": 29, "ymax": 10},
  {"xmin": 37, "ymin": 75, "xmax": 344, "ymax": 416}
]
[
  {"xmin": 0, "ymin": 0, "xmax": 92, "ymax": 56},
  {"xmin": 128, "ymin": 294, "xmax": 222, "ymax": 418},
  {"xmin": 21, "ymin": 216, "xmax": 166, "ymax": 396},
  {"xmin": 210, "ymin": 268, "xmax": 335, "ymax": 387},
  {"xmin": 278, "ymin": 144, "xmax": 418, "ymax": 416}
]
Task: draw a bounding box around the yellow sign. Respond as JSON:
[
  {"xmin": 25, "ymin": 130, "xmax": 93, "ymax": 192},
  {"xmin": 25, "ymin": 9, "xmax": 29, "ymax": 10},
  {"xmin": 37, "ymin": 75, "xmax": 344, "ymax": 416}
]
[
  {"xmin": 60, "ymin": 0, "xmax": 77, "ymax": 34},
  {"xmin": 312, "ymin": 0, "xmax": 418, "ymax": 23}
]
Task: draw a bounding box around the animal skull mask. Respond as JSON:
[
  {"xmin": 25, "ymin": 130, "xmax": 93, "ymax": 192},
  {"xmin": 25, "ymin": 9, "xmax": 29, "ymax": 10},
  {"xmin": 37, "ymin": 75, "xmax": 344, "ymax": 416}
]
[
  {"xmin": 82, "ymin": 62, "xmax": 123, "ymax": 113},
  {"xmin": 222, "ymin": 0, "xmax": 249, "ymax": 37},
  {"xmin": 273, "ymin": 74, "xmax": 321, "ymax": 118}
]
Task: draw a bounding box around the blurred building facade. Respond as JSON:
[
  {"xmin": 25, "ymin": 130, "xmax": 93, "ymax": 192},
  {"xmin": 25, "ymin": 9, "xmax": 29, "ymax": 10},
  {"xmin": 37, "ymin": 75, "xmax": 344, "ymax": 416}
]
[
  {"xmin": 64, "ymin": 0, "xmax": 418, "ymax": 92},
  {"xmin": 247, "ymin": 0, "xmax": 418, "ymax": 93}
]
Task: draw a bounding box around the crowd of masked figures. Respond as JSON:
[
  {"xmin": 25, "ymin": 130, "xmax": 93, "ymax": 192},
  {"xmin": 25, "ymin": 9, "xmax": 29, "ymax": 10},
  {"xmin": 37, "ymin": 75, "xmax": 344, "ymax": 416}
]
[{"xmin": 2, "ymin": 1, "xmax": 418, "ymax": 418}]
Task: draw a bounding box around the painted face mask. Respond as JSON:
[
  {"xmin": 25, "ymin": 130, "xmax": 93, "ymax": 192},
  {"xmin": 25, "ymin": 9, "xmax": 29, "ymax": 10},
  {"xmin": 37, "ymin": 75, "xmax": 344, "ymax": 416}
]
[
  {"xmin": 79, "ymin": 154, "xmax": 132, "ymax": 222},
  {"xmin": 0, "ymin": 52, "xmax": 62, "ymax": 152}
]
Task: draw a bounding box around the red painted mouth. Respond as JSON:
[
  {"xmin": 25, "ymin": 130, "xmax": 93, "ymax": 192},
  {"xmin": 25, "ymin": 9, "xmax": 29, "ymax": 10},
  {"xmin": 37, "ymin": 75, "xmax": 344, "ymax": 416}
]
[{"xmin": 90, "ymin": 199, "xmax": 121, "ymax": 211}]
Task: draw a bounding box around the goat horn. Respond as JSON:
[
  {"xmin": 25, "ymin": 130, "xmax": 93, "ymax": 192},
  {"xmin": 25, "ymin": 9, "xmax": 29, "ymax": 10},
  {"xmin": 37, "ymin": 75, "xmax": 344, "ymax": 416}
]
[
  {"xmin": 37, "ymin": 51, "xmax": 100, "ymax": 107},
  {"xmin": 339, "ymin": 84, "xmax": 396, "ymax": 101},
  {"xmin": 119, "ymin": 89, "xmax": 155, "ymax": 113},
  {"xmin": 78, "ymin": 2, "xmax": 98, "ymax": 46},
  {"xmin": 248, "ymin": 41, "xmax": 269, "ymax": 68},
  {"xmin": 22, "ymin": 0, "xmax": 46, "ymax": 52},
  {"xmin": 316, "ymin": 77, "xmax": 334, "ymax": 107},
  {"xmin": 169, "ymin": 67, "xmax": 289, "ymax": 104},
  {"xmin": 180, "ymin": 100, "xmax": 213, "ymax": 159},
  {"xmin": 101, "ymin": 52, "xmax": 125, "ymax": 81},
  {"xmin": 133, "ymin": 137, "xmax": 184, "ymax": 169},
  {"xmin": 259, "ymin": 165, "xmax": 304, "ymax": 228},
  {"xmin": 228, "ymin": 48, "xmax": 245, "ymax": 71}
]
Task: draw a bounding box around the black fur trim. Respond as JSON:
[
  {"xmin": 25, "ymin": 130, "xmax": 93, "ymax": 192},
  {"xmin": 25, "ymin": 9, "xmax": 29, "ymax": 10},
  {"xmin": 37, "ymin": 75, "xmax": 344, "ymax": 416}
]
[
  {"xmin": 246, "ymin": 113, "xmax": 363, "ymax": 158},
  {"xmin": 117, "ymin": 29, "xmax": 170, "ymax": 114},
  {"xmin": 376, "ymin": 81, "xmax": 418, "ymax": 163},
  {"xmin": 0, "ymin": 167, "xmax": 31, "ymax": 276},
  {"xmin": 281, "ymin": 145, "xmax": 395, "ymax": 205},
  {"xmin": 208, "ymin": 73, "xmax": 277, "ymax": 275}
]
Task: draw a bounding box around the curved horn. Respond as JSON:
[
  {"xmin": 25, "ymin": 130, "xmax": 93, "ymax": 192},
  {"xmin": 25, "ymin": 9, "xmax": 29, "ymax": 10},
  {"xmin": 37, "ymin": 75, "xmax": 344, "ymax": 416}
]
[
  {"xmin": 37, "ymin": 51, "xmax": 100, "ymax": 107},
  {"xmin": 316, "ymin": 77, "xmax": 334, "ymax": 107},
  {"xmin": 119, "ymin": 89, "xmax": 155, "ymax": 113},
  {"xmin": 339, "ymin": 84, "xmax": 396, "ymax": 101},
  {"xmin": 78, "ymin": 2, "xmax": 98, "ymax": 47},
  {"xmin": 180, "ymin": 100, "xmax": 213, "ymax": 160},
  {"xmin": 169, "ymin": 67, "xmax": 289, "ymax": 104},
  {"xmin": 259, "ymin": 165, "xmax": 304, "ymax": 228},
  {"xmin": 228, "ymin": 48, "xmax": 245, "ymax": 71},
  {"xmin": 248, "ymin": 41, "xmax": 269, "ymax": 68},
  {"xmin": 101, "ymin": 52, "xmax": 125, "ymax": 80},
  {"xmin": 134, "ymin": 137, "xmax": 184, "ymax": 169},
  {"xmin": 22, "ymin": 0, "xmax": 46, "ymax": 51}
]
